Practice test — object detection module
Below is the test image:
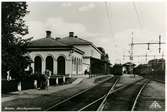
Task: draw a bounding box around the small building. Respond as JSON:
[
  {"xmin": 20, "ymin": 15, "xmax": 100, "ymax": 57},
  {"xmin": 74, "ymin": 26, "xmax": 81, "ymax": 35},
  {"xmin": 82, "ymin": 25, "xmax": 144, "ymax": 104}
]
[
  {"xmin": 28, "ymin": 31, "xmax": 84, "ymax": 77},
  {"xmin": 27, "ymin": 31, "xmax": 104, "ymax": 77},
  {"xmin": 122, "ymin": 62, "xmax": 136, "ymax": 74}
]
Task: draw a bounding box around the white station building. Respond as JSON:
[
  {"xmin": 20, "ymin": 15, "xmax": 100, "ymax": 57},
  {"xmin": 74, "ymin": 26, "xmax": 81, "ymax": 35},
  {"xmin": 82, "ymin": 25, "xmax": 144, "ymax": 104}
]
[{"xmin": 28, "ymin": 31, "xmax": 102, "ymax": 77}]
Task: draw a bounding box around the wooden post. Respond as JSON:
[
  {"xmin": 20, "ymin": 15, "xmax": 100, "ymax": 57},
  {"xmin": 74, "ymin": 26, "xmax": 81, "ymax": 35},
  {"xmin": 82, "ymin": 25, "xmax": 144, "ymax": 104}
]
[
  {"xmin": 18, "ymin": 81, "xmax": 22, "ymax": 94},
  {"xmin": 63, "ymin": 76, "xmax": 65, "ymax": 83},
  {"xmin": 56, "ymin": 77, "xmax": 59, "ymax": 85},
  {"xmin": 34, "ymin": 80, "xmax": 37, "ymax": 89},
  {"xmin": 47, "ymin": 79, "xmax": 50, "ymax": 87}
]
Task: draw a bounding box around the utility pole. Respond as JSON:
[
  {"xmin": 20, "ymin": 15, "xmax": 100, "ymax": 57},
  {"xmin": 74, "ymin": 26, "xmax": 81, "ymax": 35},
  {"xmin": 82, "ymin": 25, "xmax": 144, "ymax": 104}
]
[
  {"xmin": 130, "ymin": 32, "xmax": 134, "ymax": 61},
  {"xmin": 128, "ymin": 34, "xmax": 166, "ymax": 64},
  {"xmin": 124, "ymin": 54, "xmax": 165, "ymax": 60},
  {"xmin": 162, "ymin": 52, "xmax": 164, "ymax": 58},
  {"xmin": 159, "ymin": 35, "xmax": 161, "ymax": 53},
  {"xmin": 145, "ymin": 53, "xmax": 148, "ymax": 63},
  {"xmin": 127, "ymin": 33, "xmax": 166, "ymax": 77},
  {"xmin": 131, "ymin": 35, "xmax": 166, "ymax": 53},
  {"xmin": 130, "ymin": 32, "xmax": 134, "ymax": 76}
]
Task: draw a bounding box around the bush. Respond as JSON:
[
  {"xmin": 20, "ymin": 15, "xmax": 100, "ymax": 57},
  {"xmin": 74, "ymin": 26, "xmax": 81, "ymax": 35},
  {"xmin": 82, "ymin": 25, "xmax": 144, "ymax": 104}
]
[
  {"xmin": 50, "ymin": 78, "xmax": 57, "ymax": 85},
  {"xmin": 21, "ymin": 79, "xmax": 35, "ymax": 90},
  {"xmin": 2, "ymin": 80, "xmax": 18, "ymax": 93},
  {"xmin": 2, "ymin": 76, "xmax": 36, "ymax": 93}
]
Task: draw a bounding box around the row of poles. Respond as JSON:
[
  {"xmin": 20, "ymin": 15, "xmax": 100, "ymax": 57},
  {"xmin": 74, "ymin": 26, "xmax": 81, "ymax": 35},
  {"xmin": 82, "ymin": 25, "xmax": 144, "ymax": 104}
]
[{"xmin": 124, "ymin": 32, "xmax": 166, "ymax": 64}]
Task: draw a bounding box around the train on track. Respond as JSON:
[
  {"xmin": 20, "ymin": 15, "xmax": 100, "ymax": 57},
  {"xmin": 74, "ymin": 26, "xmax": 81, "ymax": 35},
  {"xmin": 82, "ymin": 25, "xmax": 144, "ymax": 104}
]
[
  {"xmin": 110, "ymin": 64, "xmax": 123, "ymax": 76},
  {"xmin": 134, "ymin": 58, "xmax": 165, "ymax": 82}
]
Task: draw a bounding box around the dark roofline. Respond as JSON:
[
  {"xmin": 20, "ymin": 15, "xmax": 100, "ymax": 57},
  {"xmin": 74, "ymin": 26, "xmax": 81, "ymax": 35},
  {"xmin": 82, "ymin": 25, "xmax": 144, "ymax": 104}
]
[
  {"xmin": 28, "ymin": 46, "xmax": 84, "ymax": 55},
  {"xmin": 73, "ymin": 47, "xmax": 85, "ymax": 55},
  {"xmin": 77, "ymin": 38, "xmax": 102, "ymax": 55},
  {"xmin": 75, "ymin": 44, "xmax": 102, "ymax": 55},
  {"xmin": 28, "ymin": 37, "xmax": 68, "ymax": 46},
  {"xmin": 83, "ymin": 56, "xmax": 110, "ymax": 63},
  {"xmin": 28, "ymin": 45, "xmax": 69, "ymax": 48},
  {"xmin": 90, "ymin": 44, "xmax": 102, "ymax": 55},
  {"xmin": 61, "ymin": 36, "xmax": 102, "ymax": 55},
  {"xmin": 73, "ymin": 37, "xmax": 102, "ymax": 55}
]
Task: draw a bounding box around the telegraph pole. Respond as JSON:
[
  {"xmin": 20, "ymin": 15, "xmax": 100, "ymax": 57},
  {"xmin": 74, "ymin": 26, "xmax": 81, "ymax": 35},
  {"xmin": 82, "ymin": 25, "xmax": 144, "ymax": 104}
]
[
  {"xmin": 145, "ymin": 53, "xmax": 148, "ymax": 63},
  {"xmin": 130, "ymin": 32, "xmax": 134, "ymax": 61},
  {"xmin": 128, "ymin": 34, "xmax": 166, "ymax": 64},
  {"xmin": 126, "ymin": 34, "xmax": 166, "ymax": 77},
  {"xmin": 130, "ymin": 32, "xmax": 134, "ymax": 76},
  {"xmin": 130, "ymin": 35, "xmax": 166, "ymax": 53},
  {"xmin": 159, "ymin": 35, "xmax": 161, "ymax": 53},
  {"xmin": 124, "ymin": 54, "xmax": 164, "ymax": 60}
]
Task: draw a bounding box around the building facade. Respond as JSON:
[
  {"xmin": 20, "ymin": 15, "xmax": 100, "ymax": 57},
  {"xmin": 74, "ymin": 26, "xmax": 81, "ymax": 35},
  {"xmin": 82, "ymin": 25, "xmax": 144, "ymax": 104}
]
[
  {"xmin": 28, "ymin": 31, "xmax": 103, "ymax": 77},
  {"xmin": 58, "ymin": 32, "xmax": 102, "ymax": 74}
]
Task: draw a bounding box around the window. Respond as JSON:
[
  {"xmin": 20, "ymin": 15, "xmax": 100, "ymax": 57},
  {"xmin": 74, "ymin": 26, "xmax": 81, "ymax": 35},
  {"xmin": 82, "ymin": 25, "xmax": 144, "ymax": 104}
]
[
  {"xmin": 74, "ymin": 58, "xmax": 76, "ymax": 71},
  {"xmin": 91, "ymin": 50, "xmax": 94, "ymax": 56}
]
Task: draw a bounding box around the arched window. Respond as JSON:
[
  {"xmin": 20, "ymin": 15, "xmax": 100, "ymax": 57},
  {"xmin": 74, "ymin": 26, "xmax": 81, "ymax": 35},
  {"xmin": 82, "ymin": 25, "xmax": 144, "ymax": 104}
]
[
  {"xmin": 57, "ymin": 56, "xmax": 65, "ymax": 75},
  {"xmin": 81, "ymin": 59, "xmax": 82, "ymax": 72},
  {"xmin": 74, "ymin": 58, "xmax": 76, "ymax": 71},
  {"xmin": 76, "ymin": 58, "xmax": 79, "ymax": 75},
  {"xmin": 46, "ymin": 56, "xmax": 53, "ymax": 74},
  {"xmin": 79, "ymin": 59, "xmax": 81, "ymax": 71},
  {"xmin": 78, "ymin": 58, "xmax": 80, "ymax": 71},
  {"xmin": 72, "ymin": 57, "xmax": 74, "ymax": 71},
  {"xmin": 34, "ymin": 56, "xmax": 42, "ymax": 74}
]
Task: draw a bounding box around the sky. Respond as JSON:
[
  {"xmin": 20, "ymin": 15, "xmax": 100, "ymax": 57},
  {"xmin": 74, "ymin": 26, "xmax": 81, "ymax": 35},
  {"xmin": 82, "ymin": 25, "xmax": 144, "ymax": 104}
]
[{"xmin": 24, "ymin": 1, "xmax": 166, "ymax": 65}]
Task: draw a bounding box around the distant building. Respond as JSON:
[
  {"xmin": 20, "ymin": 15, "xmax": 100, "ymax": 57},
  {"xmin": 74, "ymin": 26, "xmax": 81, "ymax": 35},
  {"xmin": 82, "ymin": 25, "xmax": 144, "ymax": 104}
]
[
  {"xmin": 133, "ymin": 58, "xmax": 165, "ymax": 81},
  {"xmin": 97, "ymin": 47, "xmax": 110, "ymax": 74},
  {"xmin": 27, "ymin": 31, "xmax": 109, "ymax": 77},
  {"xmin": 122, "ymin": 62, "xmax": 136, "ymax": 74},
  {"xmin": 148, "ymin": 58, "xmax": 165, "ymax": 70}
]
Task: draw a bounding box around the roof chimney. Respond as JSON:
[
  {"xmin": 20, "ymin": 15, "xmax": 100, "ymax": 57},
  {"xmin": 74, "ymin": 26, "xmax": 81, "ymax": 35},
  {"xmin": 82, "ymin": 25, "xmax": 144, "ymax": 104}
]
[
  {"xmin": 46, "ymin": 31, "xmax": 51, "ymax": 38},
  {"xmin": 69, "ymin": 32, "xmax": 74, "ymax": 37}
]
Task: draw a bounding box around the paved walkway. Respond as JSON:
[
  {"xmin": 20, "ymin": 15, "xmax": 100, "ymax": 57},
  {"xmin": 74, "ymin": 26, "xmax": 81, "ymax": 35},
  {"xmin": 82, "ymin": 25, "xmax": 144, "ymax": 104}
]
[
  {"xmin": 2, "ymin": 75, "xmax": 112, "ymax": 103},
  {"xmin": 136, "ymin": 80, "xmax": 165, "ymax": 111}
]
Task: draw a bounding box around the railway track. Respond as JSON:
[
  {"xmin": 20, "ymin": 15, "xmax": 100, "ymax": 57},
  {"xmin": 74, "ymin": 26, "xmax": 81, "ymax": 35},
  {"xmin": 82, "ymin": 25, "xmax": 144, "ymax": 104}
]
[
  {"xmin": 100, "ymin": 79, "xmax": 150, "ymax": 111},
  {"xmin": 46, "ymin": 76, "xmax": 119, "ymax": 111},
  {"xmin": 80, "ymin": 78, "xmax": 149, "ymax": 111},
  {"xmin": 152, "ymin": 79, "xmax": 165, "ymax": 84},
  {"xmin": 46, "ymin": 76, "xmax": 149, "ymax": 111}
]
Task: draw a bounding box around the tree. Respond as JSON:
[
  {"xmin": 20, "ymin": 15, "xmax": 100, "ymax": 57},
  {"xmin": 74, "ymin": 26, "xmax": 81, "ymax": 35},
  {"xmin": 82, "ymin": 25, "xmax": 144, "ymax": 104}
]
[{"xmin": 2, "ymin": 2, "xmax": 32, "ymax": 80}]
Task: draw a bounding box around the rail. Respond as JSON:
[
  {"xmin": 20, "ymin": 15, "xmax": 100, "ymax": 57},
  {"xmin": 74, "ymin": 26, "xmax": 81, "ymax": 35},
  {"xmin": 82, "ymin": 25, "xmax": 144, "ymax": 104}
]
[
  {"xmin": 79, "ymin": 78, "xmax": 120, "ymax": 111},
  {"xmin": 46, "ymin": 76, "xmax": 113, "ymax": 111},
  {"xmin": 131, "ymin": 80, "xmax": 150, "ymax": 111},
  {"xmin": 46, "ymin": 77, "xmax": 149, "ymax": 111}
]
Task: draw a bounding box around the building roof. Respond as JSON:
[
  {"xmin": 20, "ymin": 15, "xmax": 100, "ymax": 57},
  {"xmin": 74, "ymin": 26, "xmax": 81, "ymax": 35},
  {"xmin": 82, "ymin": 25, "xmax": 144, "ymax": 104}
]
[
  {"xmin": 27, "ymin": 31, "xmax": 102, "ymax": 55},
  {"xmin": 59, "ymin": 36, "xmax": 92, "ymax": 45},
  {"xmin": 28, "ymin": 37, "xmax": 68, "ymax": 47},
  {"xmin": 59, "ymin": 36, "xmax": 102, "ymax": 55},
  {"xmin": 27, "ymin": 37, "xmax": 85, "ymax": 55}
]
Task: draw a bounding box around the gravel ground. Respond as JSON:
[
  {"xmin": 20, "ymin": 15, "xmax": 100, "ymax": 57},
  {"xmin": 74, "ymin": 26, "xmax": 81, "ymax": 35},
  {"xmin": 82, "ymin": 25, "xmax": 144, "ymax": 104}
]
[
  {"xmin": 114, "ymin": 74, "xmax": 143, "ymax": 89},
  {"xmin": 103, "ymin": 79, "xmax": 147, "ymax": 111},
  {"xmin": 48, "ymin": 77, "xmax": 117, "ymax": 111},
  {"xmin": 136, "ymin": 81, "xmax": 165, "ymax": 111},
  {"xmin": 2, "ymin": 75, "xmax": 112, "ymax": 111}
]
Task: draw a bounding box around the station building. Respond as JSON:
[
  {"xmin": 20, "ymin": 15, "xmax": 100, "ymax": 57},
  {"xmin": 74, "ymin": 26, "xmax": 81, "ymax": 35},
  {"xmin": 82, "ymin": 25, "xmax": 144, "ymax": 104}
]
[{"xmin": 28, "ymin": 31, "xmax": 103, "ymax": 77}]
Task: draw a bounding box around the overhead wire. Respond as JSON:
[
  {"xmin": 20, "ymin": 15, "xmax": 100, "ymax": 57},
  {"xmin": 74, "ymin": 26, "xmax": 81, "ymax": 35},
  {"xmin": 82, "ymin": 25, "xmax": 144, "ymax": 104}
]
[
  {"xmin": 132, "ymin": 1, "xmax": 143, "ymax": 64},
  {"xmin": 104, "ymin": 2, "xmax": 116, "ymax": 63},
  {"xmin": 132, "ymin": 1, "xmax": 143, "ymax": 30},
  {"xmin": 104, "ymin": 1, "xmax": 117, "ymax": 51},
  {"xmin": 104, "ymin": 2, "xmax": 114, "ymax": 38}
]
